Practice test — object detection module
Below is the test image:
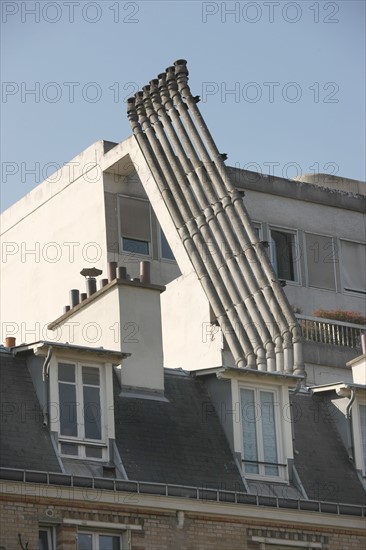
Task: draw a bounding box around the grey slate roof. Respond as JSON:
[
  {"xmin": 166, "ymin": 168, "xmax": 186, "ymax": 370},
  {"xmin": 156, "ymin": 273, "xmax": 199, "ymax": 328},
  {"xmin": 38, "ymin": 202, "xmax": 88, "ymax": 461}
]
[
  {"xmin": 0, "ymin": 350, "xmax": 61, "ymax": 472},
  {"xmin": 114, "ymin": 370, "xmax": 245, "ymax": 492},
  {"xmin": 1, "ymin": 351, "xmax": 365, "ymax": 507},
  {"xmin": 293, "ymin": 392, "xmax": 365, "ymax": 505}
]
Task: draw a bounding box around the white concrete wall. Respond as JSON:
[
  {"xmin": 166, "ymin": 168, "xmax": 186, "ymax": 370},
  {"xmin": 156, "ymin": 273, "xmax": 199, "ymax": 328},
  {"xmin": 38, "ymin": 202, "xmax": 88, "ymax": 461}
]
[
  {"xmin": 117, "ymin": 284, "xmax": 164, "ymax": 391},
  {"xmin": 161, "ymin": 272, "xmax": 224, "ymax": 370},
  {"xmin": 244, "ymin": 189, "xmax": 366, "ymax": 316},
  {"xmin": 51, "ymin": 284, "xmax": 164, "ymax": 392},
  {"xmin": 1, "ymin": 141, "xmax": 108, "ymax": 343},
  {"xmin": 101, "ymin": 138, "xmax": 194, "ymax": 278}
]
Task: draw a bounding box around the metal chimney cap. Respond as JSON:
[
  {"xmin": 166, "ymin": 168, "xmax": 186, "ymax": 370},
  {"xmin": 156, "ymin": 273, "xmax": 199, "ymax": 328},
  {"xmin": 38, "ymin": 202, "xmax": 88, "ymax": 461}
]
[{"xmin": 80, "ymin": 268, "xmax": 102, "ymax": 278}]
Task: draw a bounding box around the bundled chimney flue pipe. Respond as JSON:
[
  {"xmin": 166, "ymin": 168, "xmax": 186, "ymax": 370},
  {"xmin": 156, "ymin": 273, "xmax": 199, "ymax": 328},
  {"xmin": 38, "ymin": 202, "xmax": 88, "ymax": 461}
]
[{"xmin": 127, "ymin": 61, "xmax": 304, "ymax": 375}]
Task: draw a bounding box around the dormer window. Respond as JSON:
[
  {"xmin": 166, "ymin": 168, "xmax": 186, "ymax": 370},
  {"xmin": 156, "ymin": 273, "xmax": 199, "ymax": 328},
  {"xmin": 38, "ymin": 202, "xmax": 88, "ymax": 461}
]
[
  {"xmin": 57, "ymin": 361, "xmax": 106, "ymax": 459},
  {"xmin": 240, "ymin": 386, "xmax": 283, "ymax": 478}
]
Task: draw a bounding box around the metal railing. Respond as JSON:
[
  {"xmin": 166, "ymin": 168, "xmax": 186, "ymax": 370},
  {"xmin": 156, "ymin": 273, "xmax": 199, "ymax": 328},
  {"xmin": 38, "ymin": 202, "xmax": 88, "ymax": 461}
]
[
  {"xmin": 0, "ymin": 467, "xmax": 364, "ymax": 517},
  {"xmin": 297, "ymin": 315, "xmax": 365, "ymax": 349}
]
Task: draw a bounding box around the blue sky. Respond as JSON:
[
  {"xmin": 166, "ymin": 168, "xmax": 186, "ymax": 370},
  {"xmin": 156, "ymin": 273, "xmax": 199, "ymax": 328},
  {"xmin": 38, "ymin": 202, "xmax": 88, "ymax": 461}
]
[{"xmin": 1, "ymin": 0, "xmax": 365, "ymax": 211}]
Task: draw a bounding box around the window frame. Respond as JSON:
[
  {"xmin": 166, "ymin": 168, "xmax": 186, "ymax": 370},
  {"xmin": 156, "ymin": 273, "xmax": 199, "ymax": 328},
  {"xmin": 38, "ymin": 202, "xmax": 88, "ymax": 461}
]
[
  {"xmin": 269, "ymin": 226, "xmax": 300, "ymax": 284},
  {"xmin": 352, "ymin": 395, "xmax": 366, "ymax": 477},
  {"xmin": 339, "ymin": 238, "xmax": 366, "ymax": 296},
  {"xmin": 77, "ymin": 530, "xmax": 127, "ymax": 550},
  {"xmin": 239, "ymin": 383, "xmax": 286, "ymax": 482},
  {"xmin": 303, "ymin": 231, "xmax": 338, "ymax": 292},
  {"xmin": 38, "ymin": 526, "xmax": 55, "ymax": 550},
  {"xmin": 158, "ymin": 225, "xmax": 176, "ymax": 262},
  {"xmin": 56, "ymin": 360, "xmax": 108, "ymax": 461},
  {"xmin": 118, "ymin": 194, "xmax": 152, "ymax": 260}
]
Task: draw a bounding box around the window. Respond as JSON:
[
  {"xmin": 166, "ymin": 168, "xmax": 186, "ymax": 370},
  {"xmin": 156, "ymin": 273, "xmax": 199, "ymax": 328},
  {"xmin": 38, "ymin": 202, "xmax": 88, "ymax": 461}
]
[
  {"xmin": 78, "ymin": 532, "xmax": 122, "ymax": 550},
  {"xmin": 359, "ymin": 404, "xmax": 366, "ymax": 473},
  {"xmin": 269, "ymin": 228, "xmax": 299, "ymax": 282},
  {"xmin": 39, "ymin": 527, "xmax": 54, "ymax": 550},
  {"xmin": 58, "ymin": 362, "xmax": 106, "ymax": 459},
  {"xmin": 305, "ymin": 233, "xmax": 336, "ymax": 290},
  {"xmin": 122, "ymin": 237, "xmax": 149, "ymax": 256},
  {"xmin": 119, "ymin": 196, "xmax": 151, "ymax": 257},
  {"xmin": 159, "ymin": 227, "xmax": 175, "ymax": 261},
  {"xmin": 240, "ymin": 387, "xmax": 283, "ymax": 478},
  {"xmin": 340, "ymin": 240, "xmax": 366, "ymax": 295}
]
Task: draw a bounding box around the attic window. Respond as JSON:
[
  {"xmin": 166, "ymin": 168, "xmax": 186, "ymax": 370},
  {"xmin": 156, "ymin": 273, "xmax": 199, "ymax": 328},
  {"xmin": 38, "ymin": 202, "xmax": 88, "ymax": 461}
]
[
  {"xmin": 240, "ymin": 386, "xmax": 285, "ymax": 480},
  {"xmin": 58, "ymin": 363, "xmax": 102, "ymax": 440},
  {"xmin": 57, "ymin": 361, "xmax": 108, "ymax": 461}
]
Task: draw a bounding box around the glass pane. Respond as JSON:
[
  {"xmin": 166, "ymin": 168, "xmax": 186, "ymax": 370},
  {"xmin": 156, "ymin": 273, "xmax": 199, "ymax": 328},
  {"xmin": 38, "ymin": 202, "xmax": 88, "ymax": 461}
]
[
  {"xmin": 78, "ymin": 533, "xmax": 93, "ymax": 550},
  {"xmin": 305, "ymin": 233, "xmax": 336, "ymax": 290},
  {"xmin": 82, "ymin": 366, "xmax": 100, "ymax": 386},
  {"xmin": 83, "ymin": 386, "xmax": 101, "ymax": 439},
  {"xmin": 271, "ymin": 230, "xmax": 295, "ymax": 281},
  {"xmin": 99, "ymin": 535, "xmax": 121, "ymax": 550},
  {"xmin": 85, "ymin": 446, "xmax": 103, "ymax": 459},
  {"xmin": 58, "ymin": 363, "xmax": 75, "ymax": 382},
  {"xmin": 59, "ymin": 383, "xmax": 77, "ymax": 437},
  {"xmin": 60, "ymin": 442, "xmax": 79, "ymax": 456},
  {"xmin": 122, "ymin": 237, "xmax": 149, "ymax": 256},
  {"xmin": 241, "ymin": 389, "xmax": 259, "ymax": 474},
  {"xmin": 360, "ymin": 405, "xmax": 366, "ymax": 472},
  {"xmin": 160, "ymin": 230, "xmax": 175, "ymax": 260},
  {"xmin": 341, "ymin": 240, "xmax": 366, "ymax": 293},
  {"xmin": 39, "ymin": 529, "xmax": 50, "ymax": 550},
  {"xmin": 260, "ymin": 391, "xmax": 279, "ymax": 476}
]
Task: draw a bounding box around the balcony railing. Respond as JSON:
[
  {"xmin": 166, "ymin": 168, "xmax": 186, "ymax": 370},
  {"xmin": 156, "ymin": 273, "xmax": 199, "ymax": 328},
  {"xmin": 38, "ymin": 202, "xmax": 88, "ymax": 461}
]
[{"xmin": 297, "ymin": 315, "xmax": 365, "ymax": 350}]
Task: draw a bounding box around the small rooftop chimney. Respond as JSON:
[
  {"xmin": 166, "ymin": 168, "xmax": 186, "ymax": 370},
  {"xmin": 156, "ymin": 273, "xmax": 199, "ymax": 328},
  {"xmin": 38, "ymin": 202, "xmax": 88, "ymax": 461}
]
[
  {"xmin": 361, "ymin": 333, "xmax": 366, "ymax": 355},
  {"xmin": 140, "ymin": 261, "xmax": 151, "ymax": 284},
  {"xmin": 5, "ymin": 337, "xmax": 16, "ymax": 348},
  {"xmin": 108, "ymin": 262, "xmax": 117, "ymax": 282},
  {"xmin": 86, "ymin": 277, "xmax": 97, "ymax": 297},
  {"xmin": 70, "ymin": 289, "xmax": 80, "ymax": 308}
]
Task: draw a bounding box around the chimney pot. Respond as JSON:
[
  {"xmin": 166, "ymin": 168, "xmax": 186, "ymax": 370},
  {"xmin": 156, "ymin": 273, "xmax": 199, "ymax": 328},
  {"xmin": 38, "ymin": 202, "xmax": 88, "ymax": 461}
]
[
  {"xmin": 80, "ymin": 292, "xmax": 87, "ymax": 302},
  {"xmin": 108, "ymin": 261, "xmax": 117, "ymax": 282},
  {"xmin": 140, "ymin": 260, "xmax": 151, "ymax": 284},
  {"xmin": 117, "ymin": 266, "xmax": 127, "ymax": 279},
  {"xmin": 5, "ymin": 337, "xmax": 16, "ymax": 348},
  {"xmin": 361, "ymin": 333, "xmax": 366, "ymax": 355},
  {"xmin": 69, "ymin": 289, "xmax": 80, "ymax": 308},
  {"xmin": 100, "ymin": 278, "xmax": 108, "ymax": 289},
  {"xmin": 86, "ymin": 278, "xmax": 97, "ymax": 297},
  {"xmin": 63, "ymin": 305, "xmax": 71, "ymax": 314}
]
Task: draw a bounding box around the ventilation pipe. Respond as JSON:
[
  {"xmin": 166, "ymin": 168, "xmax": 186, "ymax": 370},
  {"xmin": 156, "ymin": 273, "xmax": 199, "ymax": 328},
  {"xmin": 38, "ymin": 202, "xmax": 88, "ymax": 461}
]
[
  {"xmin": 127, "ymin": 63, "xmax": 305, "ymax": 374},
  {"xmin": 69, "ymin": 289, "xmax": 80, "ymax": 308},
  {"xmin": 140, "ymin": 88, "xmax": 262, "ymax": 368},
  {"xmin": 117, "ymin": 266, "xmax": 127, "ymax": 279},
  {"xmin": 127, "ymin": 97, "xmax": 247, "ymax": 368},
  {"xmin": 5, "ymin": 337, "xmax": 16, "ymax": 348},
  {"xmin": 100, "ymin": 278, "xmax": 109, "ymax": 289},
  {"xmin": 86, "ymin": 278, "xmax": 97, "ymax": 297},
  {"xmin": 140, "ymin": 260, "xmax": 151, "ymax": 284},
  {"xmin": 149, "ymin": 77, "xmax": 281, "ymax": 370},
  {"xmin": 173, "ymin": 59, "xmax": 303, "ymax": 375},
  {"xmin": 163, "ymin": 67, "xmax": 287, "ymax": 369},
  {"xmin": 134, "ymin": 93, "xmax": 255, "ymax": 367},
  {"xmin": 108, "ymin": 261, "xmax": 117, "ymax": 282}
]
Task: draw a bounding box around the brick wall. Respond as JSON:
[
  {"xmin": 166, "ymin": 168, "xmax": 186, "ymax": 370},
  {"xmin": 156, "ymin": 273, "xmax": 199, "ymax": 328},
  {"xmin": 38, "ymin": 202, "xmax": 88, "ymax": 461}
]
[{"xmin": 0, "ymin": 491, "xmax": 365, "ymax": 550}]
